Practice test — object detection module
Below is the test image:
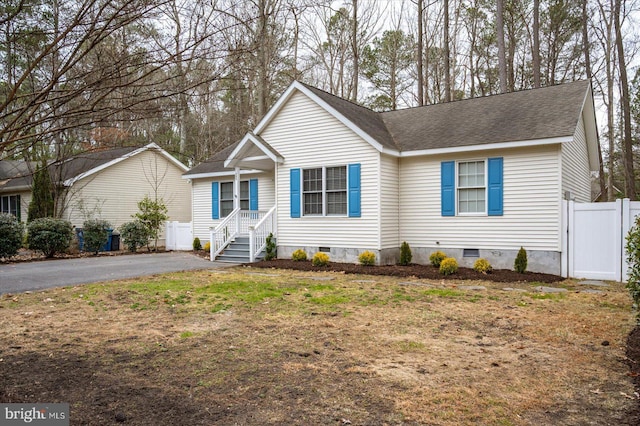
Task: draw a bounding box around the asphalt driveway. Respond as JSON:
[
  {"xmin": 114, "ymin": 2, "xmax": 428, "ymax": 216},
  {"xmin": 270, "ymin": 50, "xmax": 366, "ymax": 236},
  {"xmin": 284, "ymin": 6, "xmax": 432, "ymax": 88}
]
[{"xmin": 0, "ymin": 252, "xmax": 229, "ymax": 295}]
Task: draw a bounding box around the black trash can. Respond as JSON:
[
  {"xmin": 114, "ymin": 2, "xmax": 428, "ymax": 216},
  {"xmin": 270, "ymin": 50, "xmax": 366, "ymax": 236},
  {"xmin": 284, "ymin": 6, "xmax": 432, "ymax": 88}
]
[{"xmin": 111, "ymin": 231, "xmax": 120, "ymax": 251}]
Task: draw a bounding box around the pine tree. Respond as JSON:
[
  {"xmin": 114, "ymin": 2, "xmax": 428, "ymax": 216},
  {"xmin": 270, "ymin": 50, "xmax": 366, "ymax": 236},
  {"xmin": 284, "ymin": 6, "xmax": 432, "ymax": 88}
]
[{"xmin": 27, "ymin": 161, "xmax": 54, "ymax": 222}]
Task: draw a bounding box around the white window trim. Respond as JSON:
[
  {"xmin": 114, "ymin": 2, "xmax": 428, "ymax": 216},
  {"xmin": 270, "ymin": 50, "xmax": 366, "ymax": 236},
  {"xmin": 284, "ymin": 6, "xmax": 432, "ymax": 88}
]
[
  {"xmin": 302, "ymin": 165, "xmax": 348, "ymax": 217},
  {"xmin": 456, "ymin": 159, "xmax": 488, "ymax": 216}
]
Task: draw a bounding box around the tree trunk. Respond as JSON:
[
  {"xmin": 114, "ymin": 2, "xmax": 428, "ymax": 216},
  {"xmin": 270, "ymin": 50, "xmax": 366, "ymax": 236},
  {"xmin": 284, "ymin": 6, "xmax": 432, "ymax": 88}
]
[
  {"xmin": 417, "ymin": 0, "xmax": 424, "ymax": 106},
  {"xmin": 352, "ymin": 0, "xmax": 358, "ymax": 102},
  {"xmin": 533, "ymin": 0, "xmax": 541, "ymax": 88},
  {"xmin": 614, "ymin": 0, "xmax": 636, "ymax": 199},
  {"xmin": 443, "ymin": 0, "xmax": 451, "ymax": 102},
  {"xmin": 496, "ymin": 0, "xmax": 508, "ymax": 93}
]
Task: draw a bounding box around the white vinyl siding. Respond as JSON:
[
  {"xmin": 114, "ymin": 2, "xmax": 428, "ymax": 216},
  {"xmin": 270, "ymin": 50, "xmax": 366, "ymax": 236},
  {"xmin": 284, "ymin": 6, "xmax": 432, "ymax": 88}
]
[
  {"xmin": 380, "ymin": 154, "xmax": 399, "ymax": 249},
  {"xmin": 63, "ymin": 150, "xmax": 191, "ymax": 244},
  {"xmin": 399, "ymin": 145, "xmax": 562, "ymax": 251},
  {"xmin": 561, "ymin": 114, "xmax": 591, "ymax": 202},
  {"xmin": 262, "ymin": 91, "xmax": 380, "ymax": 249},
  {"xmin": 191, "ymin": 173, "xmax": 275, "ymax": 242}
]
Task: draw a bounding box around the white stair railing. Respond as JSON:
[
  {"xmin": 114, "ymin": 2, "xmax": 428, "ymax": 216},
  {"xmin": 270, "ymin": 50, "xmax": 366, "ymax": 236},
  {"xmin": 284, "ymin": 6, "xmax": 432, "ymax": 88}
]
[
  {"xmin": 248, "ymin": 205, "xmax": 276, "ymax": 262},
  {"xmin": 210, "ymin": 208, "xmax": 241, "ymax": 261}
]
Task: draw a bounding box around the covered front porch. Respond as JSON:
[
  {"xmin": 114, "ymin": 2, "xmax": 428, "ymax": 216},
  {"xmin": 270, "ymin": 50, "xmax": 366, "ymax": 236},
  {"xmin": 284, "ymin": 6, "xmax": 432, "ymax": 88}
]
[{"xmin": 209, "ymin": 132, "xmax": 283, "ymax": 262}]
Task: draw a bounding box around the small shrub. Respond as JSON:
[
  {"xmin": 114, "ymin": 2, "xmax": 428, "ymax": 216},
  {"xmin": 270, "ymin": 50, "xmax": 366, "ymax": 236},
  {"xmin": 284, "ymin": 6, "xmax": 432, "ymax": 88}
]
[
  {"xmin": 473, "ymin": 258, "xmax": 492, "ymax": 274},
  {"xmin": 0, "ymin": 213, "xmax": 24, "ymax": 258},
  {"xmin": 264, "ymin": 233, "xmax": 276, "ymax": 260},
  {"xmin": 312, "ymin": 252, "xmax": 330, "ymax": 266},
  {"xmin": 359, "ymin": 250, "xmax": 376, "ymax": 266},
  {"xmin": 439, "ymin": 257, "xmax": 458, "ymax": 275},
  {"xmin": 193, "ymin": 237, "xmax": 202, "ymax": 251},
  {"xmin": 514, "ymin": 247, "xmax": 528, "ymax": 273},
  {"xmin": 203, "ymin": 241, "xmax": 211, "ymax": 252},
  {"xmin": 83, "ymin": 219, "xmax": 111, "ymax": 255},
  {"xmin": 626, "ymin": 217, "xmax": 640, "ymax": 315},
  {"xmin": 399, "ymin": 241, "xmax": 412, "ymax": 266},
  {"xmin": 292, "ymin": 249, "xmax": 307, "ymax": 261},
  {"xmin": 27, "ymin": 217, "xmax": 73, "ymax": 258},
  {"xmin": 119, "ymin": 220, "xmax": 149, "ymax": 253},
  {"xmin": 429, "ymin": 250, "xmax": 447, "ymax": 268}
]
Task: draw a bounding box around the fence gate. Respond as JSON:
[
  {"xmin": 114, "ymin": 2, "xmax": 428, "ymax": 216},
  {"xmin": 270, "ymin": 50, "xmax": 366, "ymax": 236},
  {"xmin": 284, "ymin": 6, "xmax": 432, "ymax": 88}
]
[
  {"xmin": 165, "ymin": 221, "xmax": 193, "ymax": 251},
  {"xmin": 564, "ymin": 199, "xmax": 640, "ymax": 282}
]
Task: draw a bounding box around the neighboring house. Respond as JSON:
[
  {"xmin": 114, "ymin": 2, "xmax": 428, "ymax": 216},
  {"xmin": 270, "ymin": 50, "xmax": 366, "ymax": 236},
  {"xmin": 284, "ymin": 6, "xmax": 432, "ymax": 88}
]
[
  {"xmin": 0, "ymin": 160, "xmax": 36, "ymax": 220},
  {"xmin": 0, "ymin": 143, "xmax": 191, "ymax": 247},
  {"xmin": 183, "ymin": 80, "xmax": 599, "ymax": 275}
]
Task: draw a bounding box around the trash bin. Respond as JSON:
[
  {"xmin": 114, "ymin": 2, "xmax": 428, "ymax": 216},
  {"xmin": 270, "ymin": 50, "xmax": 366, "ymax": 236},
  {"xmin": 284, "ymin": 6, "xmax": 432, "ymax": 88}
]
[
  {"xmin": 75, "ymin": 228, "xmax": 84, "ymax": 251},
  {"xmin": 111, "ymin": 231, "xmax": 120, "ymax": 251},
  {"xmin": 101, "ymin": 229, "xmax": 113, "ymax": 252}
]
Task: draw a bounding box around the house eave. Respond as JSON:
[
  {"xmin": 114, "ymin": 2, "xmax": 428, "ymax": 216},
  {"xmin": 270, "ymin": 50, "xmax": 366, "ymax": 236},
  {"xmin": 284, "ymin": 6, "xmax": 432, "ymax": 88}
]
[
  {"xmin": 224, "ymin": 132, "xmax": 284, "ymax": 169},
  {"xmin": 396, "ymin": 136, "xmax": 573, "ymax": 158},
  {"xmin": 182, "ymin": 169, "xmax": 263, "ymax": 180}
]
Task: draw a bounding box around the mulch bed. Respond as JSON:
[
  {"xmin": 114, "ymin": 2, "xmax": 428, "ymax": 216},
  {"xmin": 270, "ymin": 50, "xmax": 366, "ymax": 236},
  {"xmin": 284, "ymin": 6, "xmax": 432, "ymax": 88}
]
[{"xmin": 249, "ymin": 259, "xmax": 564, "ymax": 283}]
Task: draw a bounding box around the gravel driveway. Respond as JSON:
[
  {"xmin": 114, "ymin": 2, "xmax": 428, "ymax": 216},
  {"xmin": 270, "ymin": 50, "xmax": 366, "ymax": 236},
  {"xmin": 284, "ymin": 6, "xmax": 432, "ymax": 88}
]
[{"xmin": 0, "ymin": 252, "xmax": 229, "ymax": 295}]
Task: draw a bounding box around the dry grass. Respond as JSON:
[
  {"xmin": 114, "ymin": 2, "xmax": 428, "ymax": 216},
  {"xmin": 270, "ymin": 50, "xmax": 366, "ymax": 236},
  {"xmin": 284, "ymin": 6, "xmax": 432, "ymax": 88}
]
[{"xmin": 0, "ymin": 267, "xmax": 636, "ymax": 425}]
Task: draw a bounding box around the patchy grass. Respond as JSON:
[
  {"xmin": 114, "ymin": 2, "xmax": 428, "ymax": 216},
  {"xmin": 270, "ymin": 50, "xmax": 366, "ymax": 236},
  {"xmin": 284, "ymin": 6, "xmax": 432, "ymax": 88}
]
[{"xmin": 0, "ymin": 267, "xmax": 636, "ymax": 425}]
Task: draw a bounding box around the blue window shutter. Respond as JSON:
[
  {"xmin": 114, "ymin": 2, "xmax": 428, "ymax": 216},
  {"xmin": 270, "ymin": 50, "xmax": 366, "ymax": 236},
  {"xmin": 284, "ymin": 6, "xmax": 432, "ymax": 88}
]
[
  {"xmin": 348, "ymin": 163, "xmax": 361, "ymax": 217},
  {"xmin": 211, "ymin": 182, "xmax": 220, "ymax": 219},
  {"xmin": 249, "ymin": 179, "xmax": 258, "ymax": 211},
  {"xmin": 441, "ymin": 161, "xmax": 455, "ymax": 216},
  {"xmin": 290, "ymin": 168, "xmax": 301, "ymax": 218},
  {"xmin": 488, "ymin": 157, "xmax": 504, "ymax": 216}
]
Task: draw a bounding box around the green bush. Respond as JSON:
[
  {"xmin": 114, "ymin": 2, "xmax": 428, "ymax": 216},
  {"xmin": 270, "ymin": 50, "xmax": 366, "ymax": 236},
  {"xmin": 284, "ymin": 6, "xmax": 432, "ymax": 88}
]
[
  {"xmin": 0, "ymin": 213, "xmax": 24, "ymax": 258},
  {"xmin": 83, "ymin": 219, "xmax": 112, "ymax": 255},
  {"xmin": 312, "ymin": 252, "xmax": 330, "ymax": 266},
  {"xmin": 264, "ymin": 233, "xmax": 276, "ymax": 261},
  {"xmin": 27, "ymin": 217, "xmax": 73, "ymax": 258},
  {"xmin": 119, "ymin": 220, "xmax": 149, "ymax": 253},
  {"xmin": 292, "ymin": 249, "xmax": 307, "ymax": 261},
  {"xmin": 359, "ymin": 250, "xmax": 376, "ymax": 266},
  {"xmin": 399, "ymin": 241, "xmax": 412, "ymax": 266},
  {"xmin": 514, "ymin": 247, "xmax": 528, "ymax": 273},
  {"xmin": 439, "ymin": 257, "xmax": 458, "ymax": 275},
  {"xmin": 473, "ymin": 258, "xmax": 492, "ymax": 274},
  {"xmin": 429, "ymin": 250, "xmax": 447, "ymax": 268},
  {"xmin": 626, "ymin": 217, "xmax": 640, "ymax": 315},
  {"xmin": 193, "ymin": 237, "xmax": 202, "ymax": 251}
]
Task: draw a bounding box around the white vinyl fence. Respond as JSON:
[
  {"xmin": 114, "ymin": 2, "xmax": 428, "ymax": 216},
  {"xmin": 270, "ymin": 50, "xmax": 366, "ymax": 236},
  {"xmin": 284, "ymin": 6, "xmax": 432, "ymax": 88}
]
[
  {"xmin": 563, "ymin": 199, "xmax": 640, "ymax": 281},
  {"xmin": 165, "ymin": 221, "xmax": 193, "ymax": 251}
]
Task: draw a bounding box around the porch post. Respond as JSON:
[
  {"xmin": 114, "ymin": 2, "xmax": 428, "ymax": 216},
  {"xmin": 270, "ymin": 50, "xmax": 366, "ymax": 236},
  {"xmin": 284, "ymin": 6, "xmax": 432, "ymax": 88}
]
[{"xmin": 234, "ymin": 167, "xmax": 241, "ymax": 236}]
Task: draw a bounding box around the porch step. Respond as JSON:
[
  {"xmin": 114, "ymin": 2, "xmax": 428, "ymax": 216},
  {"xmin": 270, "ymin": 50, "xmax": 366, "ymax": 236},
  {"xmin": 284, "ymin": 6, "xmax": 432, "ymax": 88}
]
[{"xmin": 215, "ymin": 236, "xmax": 264, "ymax": 263}]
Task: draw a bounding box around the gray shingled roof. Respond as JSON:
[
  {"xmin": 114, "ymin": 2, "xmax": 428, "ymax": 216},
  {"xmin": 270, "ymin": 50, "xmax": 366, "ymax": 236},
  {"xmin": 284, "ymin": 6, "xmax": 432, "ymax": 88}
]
[
  {"xmin": 187, "ymin": 80, "xmax": 590, "ymax": 176},
  {"xmin": 382, "ymin": 80, "xmax": 590, "ymax": 151}
]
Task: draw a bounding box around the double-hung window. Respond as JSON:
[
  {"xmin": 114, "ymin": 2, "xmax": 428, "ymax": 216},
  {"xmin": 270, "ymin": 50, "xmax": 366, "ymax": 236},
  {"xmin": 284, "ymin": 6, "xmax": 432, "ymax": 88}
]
[
  {"xmin": 219, "ymin": 181, "xmax": 249, "ymax": 217},
  {"xmin": 303, "ymin": 166, "xmax": 347, "ymax": 216},
  {"xmin": 0, "ymin": 195, "xmax": 20, "ymax": 219},
  {"xmin": 457, "ymin": 160, "xmax": 486, "ymax": 214}
]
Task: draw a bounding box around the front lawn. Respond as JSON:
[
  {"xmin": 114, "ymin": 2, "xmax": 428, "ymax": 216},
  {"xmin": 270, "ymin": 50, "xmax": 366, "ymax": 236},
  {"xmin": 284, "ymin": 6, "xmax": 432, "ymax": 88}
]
[{"xmin": 0, "ymin": 267, "xmax": 636, "ymax": 425}]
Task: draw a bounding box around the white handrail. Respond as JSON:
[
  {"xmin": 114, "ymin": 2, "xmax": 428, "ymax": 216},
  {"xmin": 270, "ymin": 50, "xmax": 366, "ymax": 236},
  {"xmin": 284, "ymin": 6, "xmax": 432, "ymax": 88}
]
[
  {"xmin": 210, "ymin": 207, "xmax": 241, "ymax": 260},
  {"xmin": 249, "ymin": 205, "xmax": 277, "ymax": 262}
]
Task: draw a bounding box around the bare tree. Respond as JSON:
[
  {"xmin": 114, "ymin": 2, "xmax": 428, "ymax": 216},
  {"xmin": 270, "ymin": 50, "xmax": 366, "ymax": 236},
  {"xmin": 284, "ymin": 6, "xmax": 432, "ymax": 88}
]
[
  {"xmin": 533, "ymin": 0, "xmax": 541, "ymax": 88},
  {"xmin": 496, "ymin": 0, "xmax": 508, "ymax": 93}
]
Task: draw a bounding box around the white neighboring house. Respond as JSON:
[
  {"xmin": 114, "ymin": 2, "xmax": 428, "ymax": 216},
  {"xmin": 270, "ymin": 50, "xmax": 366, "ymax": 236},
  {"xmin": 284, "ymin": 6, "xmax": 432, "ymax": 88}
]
[
  {"xmin": 183, "ymin": 80, "xmax": 599, "ymax": 275},
  {"xmin": 0, "ymin": 143, "xmax": 191, "ymax": 248}
]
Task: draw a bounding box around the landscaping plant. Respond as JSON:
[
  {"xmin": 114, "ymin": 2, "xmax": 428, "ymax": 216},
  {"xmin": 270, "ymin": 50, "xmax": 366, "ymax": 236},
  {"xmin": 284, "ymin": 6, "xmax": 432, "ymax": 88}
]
[
  {"xmin": 193, "ymin": 237, "xmax": 202, "ymax": 251},
  {"xmin": 399, "ymin": 241, "xmax": 412, "ymax": 265},
  {"xmin": 626, "ymin": 216, "xmax": 640, "ymax": 315},
  {"xmin": 264, "ymin": 233, "xmax": 276, "ymax": 260},
  {"xmin": 312, "ymin": 252, "xmax": 330, "ymax": 266},
  {"xmin": 27, "ymin": 217, "xmax": 73, "ymax": 258},
  {"xmin": 429, "ymin": 250, "xmax": 447, "ymax": 268},
  {"xmin": 0, "ymin": 213, "xmax": 24, "ymax": 258},
  {"xmin": 473, "ymin": 258, "xmax": 492, "ymax": 274},
  {"xmin": 439, "ymin": 257, "xmax": 458, "ymax": 275},
  {"xmin": 292, "ymin": 249, "xmax": 307, "ymax": 261},
  {"xmin": 514, "ymin": 247, "xmax": 528, "ymax": 273},
  {"xmin": 358, "ymin": 251, "xmax": 376, "ymax": 266},
  {"xmin": 83, "ymin": 219, "xmax": 112, "ymax": 255},
  {"xmin": 203, "ymin": 241, "xmax": 211, "ymax": 252},
  {"xmin": 134, "ymin": 195, "xmax": 168, "ymax": 251},
  {"xmin": 119, "ymin": 220, "xmax": 149, "ymax": 253}
]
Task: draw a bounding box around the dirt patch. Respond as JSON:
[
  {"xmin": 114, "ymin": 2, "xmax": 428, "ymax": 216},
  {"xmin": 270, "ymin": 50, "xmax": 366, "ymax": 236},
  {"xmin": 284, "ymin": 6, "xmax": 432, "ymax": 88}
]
[
  {"xmin": 0, "ymin": 268, "xmax": 636, "ymax": 425},
  {"xmin": 251, "ymin": 259, "xmax": 563, "ymax": 283}
]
